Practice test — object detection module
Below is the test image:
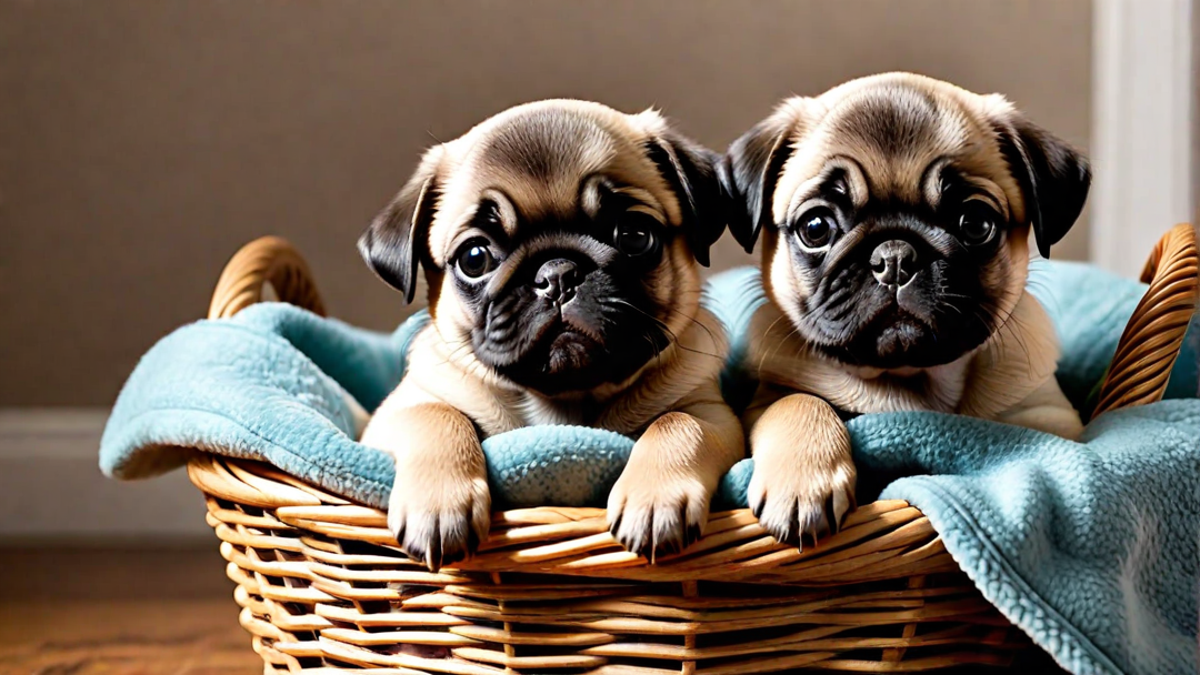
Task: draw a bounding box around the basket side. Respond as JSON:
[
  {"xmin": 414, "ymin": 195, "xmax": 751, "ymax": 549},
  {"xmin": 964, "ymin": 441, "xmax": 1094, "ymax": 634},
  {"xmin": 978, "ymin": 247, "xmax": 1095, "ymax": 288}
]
[{"xmin": 192, "ymin": 453, "xmax": 1029, "ymax": 673}]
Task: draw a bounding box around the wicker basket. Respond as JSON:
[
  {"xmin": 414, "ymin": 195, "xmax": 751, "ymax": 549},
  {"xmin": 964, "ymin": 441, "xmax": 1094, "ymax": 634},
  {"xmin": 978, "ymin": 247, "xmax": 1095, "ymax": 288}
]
[{"xmin": 189, "ymin": 224, "xmax": 1199, "ymax": 674}]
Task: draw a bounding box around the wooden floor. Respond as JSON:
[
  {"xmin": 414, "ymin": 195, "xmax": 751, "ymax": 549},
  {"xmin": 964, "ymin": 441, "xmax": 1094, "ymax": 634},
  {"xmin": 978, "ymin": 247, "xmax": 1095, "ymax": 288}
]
[{"xmin": 0, "ymin": 544, "xmax": 262, "ymax": 674}]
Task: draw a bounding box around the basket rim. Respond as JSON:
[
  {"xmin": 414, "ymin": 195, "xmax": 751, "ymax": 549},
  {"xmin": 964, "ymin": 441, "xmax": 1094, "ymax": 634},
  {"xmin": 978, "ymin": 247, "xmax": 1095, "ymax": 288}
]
[{"xmin": 189, "ymin": 453, "xmax": 952, "ymax": 584}]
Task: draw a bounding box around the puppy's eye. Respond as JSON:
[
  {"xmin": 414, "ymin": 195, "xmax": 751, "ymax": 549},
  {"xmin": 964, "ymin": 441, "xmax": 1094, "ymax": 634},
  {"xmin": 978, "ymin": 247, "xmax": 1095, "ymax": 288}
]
[
  {"xmin": 958, "ymin": 203, "xmax": 998, "ymax": 246},
  {"xmin": 456, "ymin": 240, "xmax": 497, "ymax": 278},
  {"xmin": 614, "ymin": 214, "xmax": 660, "ymax": 257},
  {"xmin": 795, "ymin": 208, "xmax": 837, "ymax": 250}
]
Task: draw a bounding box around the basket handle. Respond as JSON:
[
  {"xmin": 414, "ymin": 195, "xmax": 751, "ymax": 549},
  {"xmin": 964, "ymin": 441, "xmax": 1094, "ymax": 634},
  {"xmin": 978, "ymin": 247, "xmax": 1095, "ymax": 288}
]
[
  {"xmin": 1093, "ymin": 223, "xmax": 1199, "ymax": 417},
  {"xmin": 208, "ymin": 236, "xmax": 327, "ymax": 319}
]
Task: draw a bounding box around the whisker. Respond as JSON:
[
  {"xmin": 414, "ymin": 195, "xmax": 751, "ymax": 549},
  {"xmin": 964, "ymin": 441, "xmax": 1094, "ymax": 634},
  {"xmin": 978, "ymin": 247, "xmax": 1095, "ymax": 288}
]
[
  {"xmin": 661, "ymin": 305, "xmax": 720, "ymax": 349},
  {"xmin": 602, "ymin": 298, "xmax": 722, "ymax": 360},
  {"xmin": 758, "ymin": 321, "xmax": 808, "ymax": 378}
]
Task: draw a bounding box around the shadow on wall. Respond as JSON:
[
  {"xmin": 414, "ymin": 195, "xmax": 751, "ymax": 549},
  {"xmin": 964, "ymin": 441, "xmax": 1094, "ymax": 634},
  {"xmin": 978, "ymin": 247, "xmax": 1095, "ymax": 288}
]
[{"xmin": 0, "ymin": 0, "xmax": 1092, "ymax": 406}]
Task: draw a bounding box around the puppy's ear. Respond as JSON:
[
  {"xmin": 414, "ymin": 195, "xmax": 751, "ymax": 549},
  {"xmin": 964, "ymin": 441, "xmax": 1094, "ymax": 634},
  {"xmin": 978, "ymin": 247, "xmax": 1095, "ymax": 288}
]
[
  {"xmin": 358, "ymin": 149, "xmax": 442, "ymax": 304},
  {"xmin": 645, "ymin": 133, "xmax": 727, "ymax": 266},
  {"xmin": 719, "ymin": 113, "xmax": 796, "ymax": 254},
  {"xmin": 993, "ymin": 115, "xmax": 1091, "ymax": 258}
]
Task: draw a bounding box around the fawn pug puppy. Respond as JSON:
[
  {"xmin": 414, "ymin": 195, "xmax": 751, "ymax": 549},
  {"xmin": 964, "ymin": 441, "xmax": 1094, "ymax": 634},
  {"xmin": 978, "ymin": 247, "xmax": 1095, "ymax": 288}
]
[
  {"xmin": 358, "ymin": 100, "xmax": 744, "ymax": 569},
  {"xmin": 720, "ymin": 73, "xmax": 1089, "ymax": 546}
]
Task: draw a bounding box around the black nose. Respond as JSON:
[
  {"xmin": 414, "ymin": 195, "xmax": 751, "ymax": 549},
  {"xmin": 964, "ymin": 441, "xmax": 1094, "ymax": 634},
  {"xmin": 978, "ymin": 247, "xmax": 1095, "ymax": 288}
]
[
  {"xmin": 533, "ymin": 258, "xmax": 582, "ymax": 302},
  {"xmin": 870, "ymin": 240, "xmax": 919, "ymax": 288}
]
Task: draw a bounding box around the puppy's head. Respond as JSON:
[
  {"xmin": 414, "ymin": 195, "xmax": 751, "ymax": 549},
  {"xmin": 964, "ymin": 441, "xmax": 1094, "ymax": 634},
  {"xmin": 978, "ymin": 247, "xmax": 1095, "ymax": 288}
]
[
  {"xmin": 722, "ymin": 73, "xmax": 1090, "ymax": 370},
  {"xmin": 360, "ymin": 100, "xmax": 726, "ymax": 395}
]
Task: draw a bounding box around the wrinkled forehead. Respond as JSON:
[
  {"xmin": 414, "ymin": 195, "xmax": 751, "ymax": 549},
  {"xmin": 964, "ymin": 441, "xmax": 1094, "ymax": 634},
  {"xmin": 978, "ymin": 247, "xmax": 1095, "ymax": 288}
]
[
  {"xmin": 429, "ymin": 110, "xmax": 676, "ymax": 250},
  {"xmin": 775, "ymin": 87, "xmax": 1019, "ymax": 212},
  {"xmin": 470, "ymin": 111, "xmax": 618, "ymax": 215},
  {"xmin": 829, "ymin": 89, "xmax": 965, "ymax": 192}
]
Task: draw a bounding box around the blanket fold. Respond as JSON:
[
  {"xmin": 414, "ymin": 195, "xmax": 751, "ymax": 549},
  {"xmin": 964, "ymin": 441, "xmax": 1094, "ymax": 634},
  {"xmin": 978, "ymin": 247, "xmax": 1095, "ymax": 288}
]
[{"xmin": 101, "ymin": 261, "xmax": 1200, "ymax": 675}]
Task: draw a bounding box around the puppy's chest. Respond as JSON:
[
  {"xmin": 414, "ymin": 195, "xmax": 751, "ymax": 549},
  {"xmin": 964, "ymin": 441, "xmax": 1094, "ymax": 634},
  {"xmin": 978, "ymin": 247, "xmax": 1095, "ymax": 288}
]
[
  {"xmin": 748, "ymin": 293, "xmax": 1061, "ymax": 418},
  {"xmin": 750, "ymin": 305, "xmax": 969, "ymax": 414},
  {"xmin": 515, "ymin": 396, "xmax": 600, "ymax": 428},
  {"xmin": 773, "ymin": 359, "xmax": 968, "ymax": 414}
]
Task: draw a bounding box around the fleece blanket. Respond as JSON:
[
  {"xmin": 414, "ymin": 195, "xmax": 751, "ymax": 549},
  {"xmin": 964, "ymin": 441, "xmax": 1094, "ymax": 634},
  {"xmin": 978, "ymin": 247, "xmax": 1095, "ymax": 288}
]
[{"xmin": 100, "ymin": 262, "xmax": 1200, "ymax": 675}]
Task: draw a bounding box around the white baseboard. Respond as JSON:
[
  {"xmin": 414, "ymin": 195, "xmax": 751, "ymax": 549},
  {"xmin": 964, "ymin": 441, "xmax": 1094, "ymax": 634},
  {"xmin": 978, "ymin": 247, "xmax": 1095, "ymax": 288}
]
[{"xmin": 0, "ymin": 408, "xmax": 211, "ymax": 539}]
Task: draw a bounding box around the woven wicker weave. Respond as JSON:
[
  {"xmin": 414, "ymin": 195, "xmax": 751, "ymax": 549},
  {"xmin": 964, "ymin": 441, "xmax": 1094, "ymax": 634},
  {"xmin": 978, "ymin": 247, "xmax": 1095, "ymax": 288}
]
[{"xmin": 192, "ymin": 224, "xmax": 1198, "ymax": 674}]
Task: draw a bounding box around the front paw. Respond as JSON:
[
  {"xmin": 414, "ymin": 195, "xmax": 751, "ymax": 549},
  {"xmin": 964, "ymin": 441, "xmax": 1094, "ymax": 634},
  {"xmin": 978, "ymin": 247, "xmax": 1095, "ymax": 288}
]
[
  {"xmin": 388, "ymin": 467, "xmax": 490, "ymax": 571},
  {"xmin": 747, "ymin": 452, "xmax": 855, "ymax": 549},
  {"xmin": 607, "ymin": 469, "xmax": 709, "ymax": 562}
]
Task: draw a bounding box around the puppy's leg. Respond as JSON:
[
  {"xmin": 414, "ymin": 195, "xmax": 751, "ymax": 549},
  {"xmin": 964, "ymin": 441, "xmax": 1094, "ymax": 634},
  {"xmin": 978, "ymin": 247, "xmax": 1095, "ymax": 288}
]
[
  {"xmin": 360, "ymin": 383, "xmax": 490, "ymax": 570},
  {"xmin": 342, "ymin": 391, "xmax": 370, "ymax": 440},
  {"xmin": 994, "ymin": 377, "xmax": 1084, "ymax": 440},
  {"xmin": 607, "ymin": 385, "xmax": 744, "ymax": 560},
  {"xmin": 746, "ymin": 388, "xmax": 857, "ymax": 548}
]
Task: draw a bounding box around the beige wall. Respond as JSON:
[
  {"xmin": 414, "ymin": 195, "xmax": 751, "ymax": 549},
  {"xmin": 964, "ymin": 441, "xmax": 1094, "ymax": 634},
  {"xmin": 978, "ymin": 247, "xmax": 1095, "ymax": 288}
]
[{"xmin": 0, "ymin": 0, "xmax": 1092, "ymax": 406}]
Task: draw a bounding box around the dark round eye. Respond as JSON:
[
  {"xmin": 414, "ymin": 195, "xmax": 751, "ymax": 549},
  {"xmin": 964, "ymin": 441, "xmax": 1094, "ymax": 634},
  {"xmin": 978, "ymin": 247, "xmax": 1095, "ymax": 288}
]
[
  {"xmin": 456, "ymin": 241, "xmax": 496, "ymax": 278},
  {"xmin": 796, "ymin": 208, "xmax": 837, "ymax": 250},
  {"xmin": 614, "ymin": 215, "xmax": 659, "ymax": 257},
  {"xmin": 958, "ymin": 203, "xmax": 998, "ymax": 246}
]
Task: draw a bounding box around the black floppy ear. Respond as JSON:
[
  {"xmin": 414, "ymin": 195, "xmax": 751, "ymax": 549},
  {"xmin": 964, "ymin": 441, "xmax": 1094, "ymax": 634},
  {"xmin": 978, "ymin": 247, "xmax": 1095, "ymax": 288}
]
[
  {"xmin": 718, "ymin": 115, "xmax": 795, "ymax": 253},
  {"xmin": 993, "ymin": 116, "xmax": 1091, "ymax": 258},
  {"xmin": 645, "ymin": 134, "xmax": 727, "ymax": 267},
  {"xmin": 357, "ymin": 153, "xmax": 441, "ymax": 304}
]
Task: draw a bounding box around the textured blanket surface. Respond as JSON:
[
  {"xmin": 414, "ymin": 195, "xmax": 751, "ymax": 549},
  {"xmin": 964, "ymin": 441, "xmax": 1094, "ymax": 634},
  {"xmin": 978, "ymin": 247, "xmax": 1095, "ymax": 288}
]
[{"xmin": 100, "ymin": 262, "xmax": 1199, "ymax": 674}]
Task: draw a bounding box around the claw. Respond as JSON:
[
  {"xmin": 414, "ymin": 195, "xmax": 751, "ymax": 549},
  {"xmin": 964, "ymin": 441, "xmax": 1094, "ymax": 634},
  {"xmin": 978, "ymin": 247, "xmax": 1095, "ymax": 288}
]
[
  {"xmin": 633, "ymin": 531, "xmax": 651, "ymax": 561},
  {"xmin": 427, "ymin": 516, "xmax": 443, "ymax": 571},
  {"xmin": 607, "ymin": 469, "xmax": 712, "ymax": 564},
  {"xmin": 440, "ymin": 547, "xmax": 466, "ymax": 570},
  {"xmin": 466, "ymin": 524, "xmax": 481, "ymax": 554},
  {"xmin": 608, "ymin": 512, "xmax": 623, "ymax": 538},
  {"xmin": 677, "ymin": 500, "xmax": 689, "ymax": 549},
  {"xmin": 824, "ymin": 495, "xmax": 837, "ymax": 535},
  {"xmin": 400, "ymin": 538, "xmax": 428, "ymax": 570},
  {"xmin": 750, "ymin": 496, "xmax": 765, "ymax": 519}
]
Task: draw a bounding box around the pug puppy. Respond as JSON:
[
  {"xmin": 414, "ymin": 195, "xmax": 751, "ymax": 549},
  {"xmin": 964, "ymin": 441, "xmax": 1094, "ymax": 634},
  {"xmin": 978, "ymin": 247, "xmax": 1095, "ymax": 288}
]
[
  {"xmin": 358, "ymin": 100, "xmax": 744, "ymax": 570},
  {"xmin": 720, "ymin": 73, "xmax": 1089, "ymax": 546}
]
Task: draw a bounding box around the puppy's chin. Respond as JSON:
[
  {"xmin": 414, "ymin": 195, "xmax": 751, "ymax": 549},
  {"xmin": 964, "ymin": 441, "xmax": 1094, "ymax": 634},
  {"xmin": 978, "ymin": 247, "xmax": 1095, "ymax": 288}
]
[
  {"xmin": 488, "ymin": 320, "xmax": 662, "ymax": 396},
  {"xmin": 827, "ymin": 309, "xmax": 975, "ymax": 370}
]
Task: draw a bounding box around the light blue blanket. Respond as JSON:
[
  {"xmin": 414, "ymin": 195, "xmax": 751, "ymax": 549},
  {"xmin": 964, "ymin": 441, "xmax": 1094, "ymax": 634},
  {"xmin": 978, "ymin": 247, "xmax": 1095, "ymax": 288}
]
[{"xmin": 100, "ymin": 262, "xmax": 1200, "ymax": 675}]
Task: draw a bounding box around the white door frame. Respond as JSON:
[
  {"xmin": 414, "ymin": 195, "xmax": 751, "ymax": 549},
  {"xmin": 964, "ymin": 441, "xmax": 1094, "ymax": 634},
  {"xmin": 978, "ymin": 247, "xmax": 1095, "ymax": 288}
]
[{"xmin": 1091, "ymin": 0, "xmax": 1195, "ymax": 278}]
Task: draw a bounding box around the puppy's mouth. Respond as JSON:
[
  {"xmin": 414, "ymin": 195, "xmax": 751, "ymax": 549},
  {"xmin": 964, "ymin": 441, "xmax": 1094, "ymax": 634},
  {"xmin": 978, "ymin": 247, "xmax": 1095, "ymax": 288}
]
[
  {"xmin": 523, "ymin": 308, "xmax": 606, "ymax": 377},
  {"xmin": 471, "ymin": 265, "xmax": 669, "ymax": 396},
  {"xmin": 859, "ymin": 305, "xmax": 935, "ymax": 365},
  {"xmin": 543, "ymin": 328, "xmax": 601, "ymax": 376},
  {"xmin": 489, "ymin": 308, "xmax": 637, "ymax": 396},
  {"xmin": 805, "ymin": 257, "xmax": 996, "ymax": 370},
  {"xmin": 821, "ymin": 307, "xmax": 953, "ymax": 370}
]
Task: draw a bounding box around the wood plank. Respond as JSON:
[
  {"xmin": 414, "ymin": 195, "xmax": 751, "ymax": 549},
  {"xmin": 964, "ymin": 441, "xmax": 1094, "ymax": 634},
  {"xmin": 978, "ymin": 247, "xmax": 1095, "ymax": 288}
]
[
  {"xmin": 0, "ymin": 598, "xmax": 260, "ymax": 674},
  {"xmin": 0, "ymin": 545, "xmax": 261, "ymax": 674}
]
